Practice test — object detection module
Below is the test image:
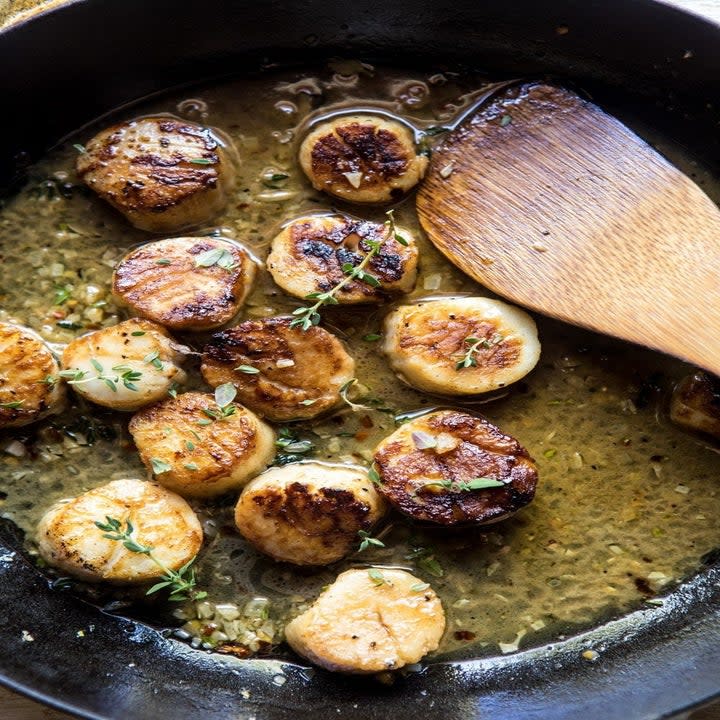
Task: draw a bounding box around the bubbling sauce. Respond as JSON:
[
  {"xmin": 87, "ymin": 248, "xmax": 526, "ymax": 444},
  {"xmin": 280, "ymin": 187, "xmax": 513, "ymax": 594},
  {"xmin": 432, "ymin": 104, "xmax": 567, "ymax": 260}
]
[{"xmin": 1, "ymin": 61, "xmax": 719, "ymax": 661}]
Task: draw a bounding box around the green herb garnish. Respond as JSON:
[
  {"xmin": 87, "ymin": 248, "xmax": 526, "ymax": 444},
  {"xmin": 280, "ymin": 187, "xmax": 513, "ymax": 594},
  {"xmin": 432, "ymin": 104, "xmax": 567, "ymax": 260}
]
[
  {"xmin": 368, "ymin": 568, "xmax": 389, "ymax": 586},
  {"xmin": 235, "ymin": 364, "xmax": 260, "ymax": 374},
  {"xmin": 53, "ymin": 285, "xmax": 72, "ymax": 306},
  {"xmin": 195, "ymin": 247, "xmax": 236, "ymax": 271},
  {"xmin": 417, "ymin": 477, "xmax": 505, "ymax": 493},
  {"xmin": 357, "ymin": 530, "xmax": 385, "ymax": 553},
  {"xmin": 289, "ymin": 210, "xmax": 405, "ymax": 331},
  {"xmin": 273, "ymin": 427, "xmax": 315, "ymax": 465},
  {"xmin": 201, "ymin": 383, "xmax": 237, "ymax": 421},
  {"xmin": 455, "ymin": 334, "xmax": 502, "ymax": 370},
  {"xmin": 151, "ymin": 458, "xmax": 172, "ymax": 474},
  {"xmin": 94, "ymin": 516, "xmax": 205, "ymax": 601}
]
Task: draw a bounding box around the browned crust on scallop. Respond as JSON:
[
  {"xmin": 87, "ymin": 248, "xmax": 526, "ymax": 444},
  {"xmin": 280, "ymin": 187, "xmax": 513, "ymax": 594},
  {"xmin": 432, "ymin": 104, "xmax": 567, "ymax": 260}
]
[
  {"xmin": 270, "ymin": 216, "xmax": 417, "ymax": 302},
  {"xmin": 129, "ymin": 391, "xmax": 262, "ymax": 493},
  {"xmin": 76, "ymin": 117, "xmax": 234, "ymax": 231},
  {"xmin": 250, "ymin": 482, "xmax": 373, "ymax": 552},
  {"xmin": 670, "ymin": 371, "xmax": 720, "ymax": 439},
  {"xmin": 397, "ymin": 314, "xmax": 522, "ymax": 371},
  {"xmin": 373, "ymin": 410, "xmax": 538, "ymax": 525},
  {"xmin": 112, "ymin": 237, "xmax": 254, "ymax": 330},
  {"xmin": 201, "ymin": 317, "xmax": 354, "ymax": 421},
  {"xmin": 0, "ymin": 324, "xmax": 62, "ymax": 428},
  {"xmin": 310, "ymin": 122, "xmax": 410, "ymax": 191}
]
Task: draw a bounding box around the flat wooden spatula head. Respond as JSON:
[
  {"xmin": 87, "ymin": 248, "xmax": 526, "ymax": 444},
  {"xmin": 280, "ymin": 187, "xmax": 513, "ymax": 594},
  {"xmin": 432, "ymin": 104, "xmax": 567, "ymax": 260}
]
[{"xmin": 416, "ymin": 83, "xmax": 720, "ymax": 376}]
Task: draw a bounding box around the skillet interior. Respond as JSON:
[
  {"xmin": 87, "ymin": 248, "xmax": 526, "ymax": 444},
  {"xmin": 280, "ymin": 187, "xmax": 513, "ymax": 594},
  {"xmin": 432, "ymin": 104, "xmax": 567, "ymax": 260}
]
[{"xmin": 1, "ymin": 0, "xmax": 720, "ymax": 717}]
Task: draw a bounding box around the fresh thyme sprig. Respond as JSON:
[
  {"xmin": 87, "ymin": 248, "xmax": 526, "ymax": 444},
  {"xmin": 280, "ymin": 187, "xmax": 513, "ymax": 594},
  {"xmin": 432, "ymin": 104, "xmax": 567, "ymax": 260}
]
[
  {"xmin": 58, "ymin": 359, "xmax": 143, "ymax": 393},
  {"xmin": 200, "ymin": 383, "xmax": 237, "ymax": 422},
  {"xmin": 416, "ymin": 477, "xmax": 506, "ymax": 494},
  {"xmin": 290, "ymin": 210, "xmax": 408, "ymax": 331},
  {"xmin": 289, "ymin": 239, "xmax": 382, "ymax": 330},
  {"xmin": 455, "ymin": 333, "xmax": 503, "ymax": 370},
  {"xmin": 94, "ymin": 516, "xmax": 206, "ymax": 602}
]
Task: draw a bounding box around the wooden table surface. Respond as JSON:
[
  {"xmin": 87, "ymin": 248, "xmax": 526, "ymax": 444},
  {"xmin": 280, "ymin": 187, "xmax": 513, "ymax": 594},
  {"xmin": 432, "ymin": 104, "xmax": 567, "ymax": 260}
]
[{"xmin": 2, "ymin": 0, "xmax": 720, "ymax": 718}]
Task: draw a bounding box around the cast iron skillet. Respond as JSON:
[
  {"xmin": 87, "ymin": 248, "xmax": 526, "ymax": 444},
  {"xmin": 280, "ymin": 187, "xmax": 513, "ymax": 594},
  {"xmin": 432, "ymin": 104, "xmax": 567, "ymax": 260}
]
[{"xmin": 2, "ymin": 1, "xmax": 720, "ymax": 718}]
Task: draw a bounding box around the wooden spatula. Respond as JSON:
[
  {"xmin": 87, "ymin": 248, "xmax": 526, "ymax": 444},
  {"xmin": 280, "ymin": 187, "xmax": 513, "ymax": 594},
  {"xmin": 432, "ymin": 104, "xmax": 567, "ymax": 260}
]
[{"xmin": 416, "ymin": 82, "xmax": 720, "ymax": 375}]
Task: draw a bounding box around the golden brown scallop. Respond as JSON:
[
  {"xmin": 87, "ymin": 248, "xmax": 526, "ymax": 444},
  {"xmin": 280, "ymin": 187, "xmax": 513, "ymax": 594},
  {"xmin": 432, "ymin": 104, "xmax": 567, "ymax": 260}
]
[
  {"xmin": 61, "ymin": 318, "xmax": 189, "ymax": 411},
  {"xmin": 128, "ymin": 390, "xmax": 275, "ymax": 498},
  {"xmin": 201, "ymin": 317, "xmax": 355, "ymax": 422},
  {"xmin": 36, "ymin": 478, "xmax": 203, "ymax": 584},
  {"xmin": 382, "ymin": 296, "xmax": 541, "ymax": 395},
  {"xmin": 76, "ymin": 116, "xmax": 236, "ymax": 232},
  {"xmin": 285, "ymin": 568, "xmax": 445, "ymax": 673},
  {"xmin": 298, "ymin": 115, "xmax": 428, "ymax": 203},
  {"xmin": 234, "ymin": 463, "xmax": 387, "ymax": 566},
  {"xmin": 266, "ymin": 214, "xmax": 418, "ymax": 303},
  {"xmin": 372, "ymin": 409, "xmax": 538, "ymax": 525},
  {"xmin": 0, "ymin": 322, "xmax": 65, "ymax": 429},
  {"xmin": 113, "ymin": 236, "xmax": 256, "ymax": 331}
]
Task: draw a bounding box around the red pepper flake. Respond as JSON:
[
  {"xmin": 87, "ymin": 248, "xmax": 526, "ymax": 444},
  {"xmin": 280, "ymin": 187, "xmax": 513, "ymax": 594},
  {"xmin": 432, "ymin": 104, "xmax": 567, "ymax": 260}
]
[{"xmin": 454, "ymin": 630, "xmax": 476, "ymax": 642}]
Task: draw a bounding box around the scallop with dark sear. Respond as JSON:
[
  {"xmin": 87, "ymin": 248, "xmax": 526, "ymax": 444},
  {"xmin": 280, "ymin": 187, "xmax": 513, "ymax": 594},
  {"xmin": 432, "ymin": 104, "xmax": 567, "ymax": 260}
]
[
  {"xmin": 235, "ymin": 463, "xmax": 387, "ymax": 566},
  {"xmin": 76, "ymin": 116, "xmax": 236, "ymax": 232},
  {"xmin": 373, "ymin": 409, "xmax": 538, "ymax": 525},
  {"xmin": 201, "ymin": 316, "xmax": 355, "ymax": 422},
  {"xmin": 298, "ymin": 115, "xmax": 428, "ymax": 203},
  {"xmin": 670, "ymin": 371, "xmax": 720, "ymax": 440},
  {"xmin": 266, "ymin": 214, "xmax": 418, "ymax": 303},
  {"xmin": 113, "ymin": 237, "xmax": 256, "ymax": 331}
]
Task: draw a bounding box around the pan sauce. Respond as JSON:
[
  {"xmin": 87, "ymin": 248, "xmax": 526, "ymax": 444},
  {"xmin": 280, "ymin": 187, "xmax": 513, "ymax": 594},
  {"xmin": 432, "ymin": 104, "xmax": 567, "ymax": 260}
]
[{"xmin": 1, "ymin": 61, "xmax": 719, "ymax": 662}]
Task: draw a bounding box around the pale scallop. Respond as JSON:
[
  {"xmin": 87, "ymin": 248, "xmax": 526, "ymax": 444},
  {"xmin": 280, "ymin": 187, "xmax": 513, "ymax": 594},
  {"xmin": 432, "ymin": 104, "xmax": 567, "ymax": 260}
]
[
  {"xmin": 36, "ymin": 478, "xmax": 203, "ymax": 584},
  {"xmin": 234, "ymin": 463, "xmax": 386, "ymax": 566},
  {"xmin": 0, "ymin": 322, "xmax": 65, "ymax": 429},
  {"xmin": 298, "ymin": 115, "xmax": 428, "ymax": 204},
  {"xmin": 76, "ymin": 116, "xmax": 236, "ymax": 232},
  {"xmin": 128, "ymin": 391, "xmax": 276, "ymax": 498},
  {"xmin": 382, "ymin": 296, "xmax": 541, "ymax": 395},
  {"xmin": 266, "ymin": 214, "xmax": 417, "ymax": 303},
  {"xmin": 61, "ymin": 318, "xmax": 189, "ymax": 411},
  {"xmin": 113, "ymin": 236, "xmax": 257, "ymax": 331},
  {"xmin": 285, "ymin": 568, "xmax": 445, "ymax": 673}
]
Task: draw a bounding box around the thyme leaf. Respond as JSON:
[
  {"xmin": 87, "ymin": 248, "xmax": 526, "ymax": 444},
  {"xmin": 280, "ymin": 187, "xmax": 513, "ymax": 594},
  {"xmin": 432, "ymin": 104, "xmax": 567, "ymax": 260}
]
[{"xmin": 94, "ymin": 516, "xmax": 204, "ymax": 601}]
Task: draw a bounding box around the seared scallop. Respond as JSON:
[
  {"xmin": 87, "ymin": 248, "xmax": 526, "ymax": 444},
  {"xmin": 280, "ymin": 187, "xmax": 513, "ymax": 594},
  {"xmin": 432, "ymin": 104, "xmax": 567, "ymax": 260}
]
[
  {"xmin": 201, "ymin": 317, "xmax": 355, "ymax": 422},
  {"xmin": 670, "ymin": 371, "xmax": 720, "ymax": 440},
  {"xmin": 298, "ymin": 115, "xmax": 428, "ymax": 203},
  {"xmin": 36, "ymin": 478, "xmax": 202, "ymax": 583},
  {"xmin": 61, "ymin": 318, "xmax": 189, "ymax": 411},
  {"xmin": 234, "ymin": 463, "xmax": 386, "ymax": 566},
  {"xmin": 128, "ymin": 390, "xmax": 275, "ymax": 498},
  {"xmin": 285, "ymin": 568, "xmax": 445, "ymax": 673},
  {"xmin": 372, "ymin": 410, "xmax": 538, "ymax": 525},
  {"xmin": 113, "ymin": 236, "xmax": 257, "ymax": 331},
  {"xmin": 0, "ymin": 322, "xmax": 65, "ymax": 429},
  {"xmin": 76, "ymin": 116, "xmax": 236, "ymax": 232},
  {"xmin": 382, "ymin": 296, "xmax": 540, "ymax": 395},
  {"xmin": 266, "ymin": 214, "xmax": 418, "ymax": 303}
]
